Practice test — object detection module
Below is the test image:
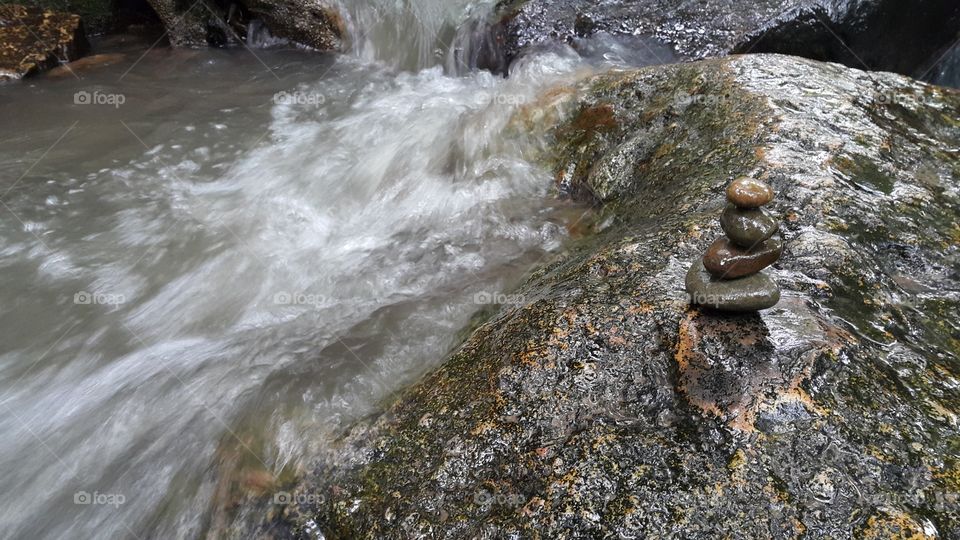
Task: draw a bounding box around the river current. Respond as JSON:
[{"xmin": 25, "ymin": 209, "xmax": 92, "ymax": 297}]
[{"xmin": 0, "ymin": 1, "xmax": 678, "ymax": 537}]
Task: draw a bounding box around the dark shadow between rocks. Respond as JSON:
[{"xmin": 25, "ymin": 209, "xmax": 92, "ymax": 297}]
[
  {"xmin": 734, "ymin": 0, "xmax": 960, "ymax": 80},
  {"xmin": 675, "ymin": 297, "xmax": 829, "ymax": 432}
]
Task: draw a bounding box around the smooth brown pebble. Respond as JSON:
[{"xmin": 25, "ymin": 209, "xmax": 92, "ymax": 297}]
[
  {"xmin": 702, "ymin": 236, "xmax": 782, "ymax": 279},
  {"xmin": 726, "ymin": 176, "xmax": 774, "ymax": 208}
]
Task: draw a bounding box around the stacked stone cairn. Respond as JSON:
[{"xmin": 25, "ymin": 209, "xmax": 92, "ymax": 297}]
[{"xmin": 685, "ymin": 176, "xmax": 782, "ymax": 312}]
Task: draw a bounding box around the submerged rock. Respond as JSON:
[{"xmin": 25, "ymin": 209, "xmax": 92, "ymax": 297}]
[
  {"xmin": 234, "ymin": 55, "xmax": 960, "ymax": 538},
  {"xmin": 0, "ymin": 5, "xmax": 88, "ymax": 81},
  {"xmin": 720, "ymin": 204, "xmax": 779, "ymax": 247},
  {"xmin": 240, "ymin": 0, "xmax": 344, "ymax": 51},
  {"xmin": 482, "ymin": 0, "xmax": 960, "ymax": 76}
]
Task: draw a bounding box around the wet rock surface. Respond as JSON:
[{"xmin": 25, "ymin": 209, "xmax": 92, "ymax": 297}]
[
  {"xmin": 686, "ymin": 259, "xmax": 781, "ymax": 311},
  {"xmin": 145, "ymin": 0, "xmax": 343, "ymax": 49},
  {"xmin": 234, "ymin": 55, "xmax": 960, "ymax": 538},
  {"xmin": 720, "ymin": 204, "xmax": 779, "ymax": 247},
  {"xmin": 726, "ymin": 175, "xmax": 775, "ymax": 208},
  {"xmin": 702, "ymin": 236, "xmax": 783, "ymax": 279},
  {"xmin": 484, "ymin": 0, "xmax": 960, "ymax": 76},
  {"xmin": 0, "ymin": 4, "xmax": 88, "ymax": 80}
]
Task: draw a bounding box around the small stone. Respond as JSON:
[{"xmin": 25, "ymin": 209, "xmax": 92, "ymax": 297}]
[
  {"xmin": 726, "ymin": 176, "xmax": 774, "ymax": 208},
  {"xmin": 702, "ymin": 236, "xmax": 782, "ymax": 279},
  {"xmin": 720, "ymin": 204, "xmax": 779, "ymax": 247},
  {"xmin": 685, "ymin": 260, "xmax": 780, "ymax": 312}
]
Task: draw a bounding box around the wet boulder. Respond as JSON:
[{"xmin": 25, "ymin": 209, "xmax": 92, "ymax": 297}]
[
  {"xmin": 482, "ymin": 0, "xmax": 960, "ymax": 78},
  {"xmin": 0, "ymin": 5, "xmax": 88, "ymax": 81},
  {"xmin": 241, "ymin": 0, "xmax": 344, "ymax": 51},
  {"xmin": 145, "ymin": 0, "xmax": 343, "ymax": 49},
  {"xmin": 242, "ymin": 54, "xmax": 960, "ymax": 538}
]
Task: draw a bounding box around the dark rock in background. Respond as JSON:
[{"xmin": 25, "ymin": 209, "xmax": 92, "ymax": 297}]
[
  {"xmin": 1, "ymin": 0, "xmax": 115, "ymax": 35},
  {"xmin": 144, "ymin": 0, "xmax": 342, "ymax": 49},
  {"xmin": 480, "ymin": 0, "xmax": 960, "ymax": 80},
  {"xmin": 234, "ymin": 54, "xmax": 960, "ymax": 538},
  {"xmin": 0, "ymin": 4, "xmax": 88, "ymax": 80},
  {"xmin": 241, "ymin": 0, "xmax": 343, "ymax": 51}
]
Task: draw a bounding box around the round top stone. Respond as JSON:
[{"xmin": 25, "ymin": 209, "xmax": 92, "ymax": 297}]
[{"xmin": 726, "ymin": 177, "xmax": 774, "ymax": 208}]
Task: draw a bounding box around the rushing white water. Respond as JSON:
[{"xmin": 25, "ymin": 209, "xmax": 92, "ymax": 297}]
[{"xmin": 0, "ymin": 1, "xmax": 676, "ymax": 537}]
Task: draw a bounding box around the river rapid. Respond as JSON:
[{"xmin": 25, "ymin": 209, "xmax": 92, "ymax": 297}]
[{"xmin": 0, "ymin": 1, "xmax": 676, "ymax": 537}]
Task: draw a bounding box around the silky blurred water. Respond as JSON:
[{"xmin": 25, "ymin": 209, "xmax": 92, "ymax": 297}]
[{"xmin": 0, "ymin": 3, "xmax": 675, "ymax": 537}]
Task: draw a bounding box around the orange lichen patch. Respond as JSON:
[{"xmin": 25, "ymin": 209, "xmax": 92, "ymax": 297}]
[
  {"xmin": 932, "ymin": 461, "xmax": 960, "ymax": 491},
  {"xmin": 591, "ymin": 433, "xmax": 617, "ymax": 450},
  {"xmin": 675, "ymin": 309, "xmax": 826, "ymax": 432},
  {"xmin": 865, "ymin": 445, "xmax": 893, "ymax": 462},
  {"xmin": 470, "ymin": 420, "xmax": 498, "ymax": 436},
  {"xmin": 626, "ymin": 302, "xmax": 655, "ymax": 316},
  {"xmin": 520, "ymin": 496, "xmax": 546, "ymax": 517},
  {"xmin": 674, "ymin": 310, "xmax": 697, "ymax": 372},
  {"xmin": 950, "ymin": 223, "xmax": 960, "ymax": 246},
  {"xmin": 510, "ymin": 84, "xmax": 578, "ymax": 132},
  {"xmin": 757, "ymin": 375, "xmax": 828, "ymax": 419},
  {"xmin": 674, "ymin": 310, "xmax": 724, "ymax": 420},
  {"xmin": 822, "ymin": 320, "xmax": 858, "ymax": 354},
  {"xmin": 925, "ymin": 398, "xmax": 958, "ymax": 426},
  {"xmin": 762, "ymin": 480, "xmax": 790, "ymax": 505},
  {"xmin": 514, "ymin": 309, "xmax": 580, "ymax": 368},
  {"xmin": 517, "ymin": 346, "xmax": 546, "ymax": 366},
  {"xmin": 570, "ymin": 103, "xmax": 618, "ymax": 135},
  {"xmin": 859, "ymin": 510, "xmax": 934, "ymax": 540},
  {"xmin": 0, "ymin": 5, "xmax": 86, "ymax": 79}
]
